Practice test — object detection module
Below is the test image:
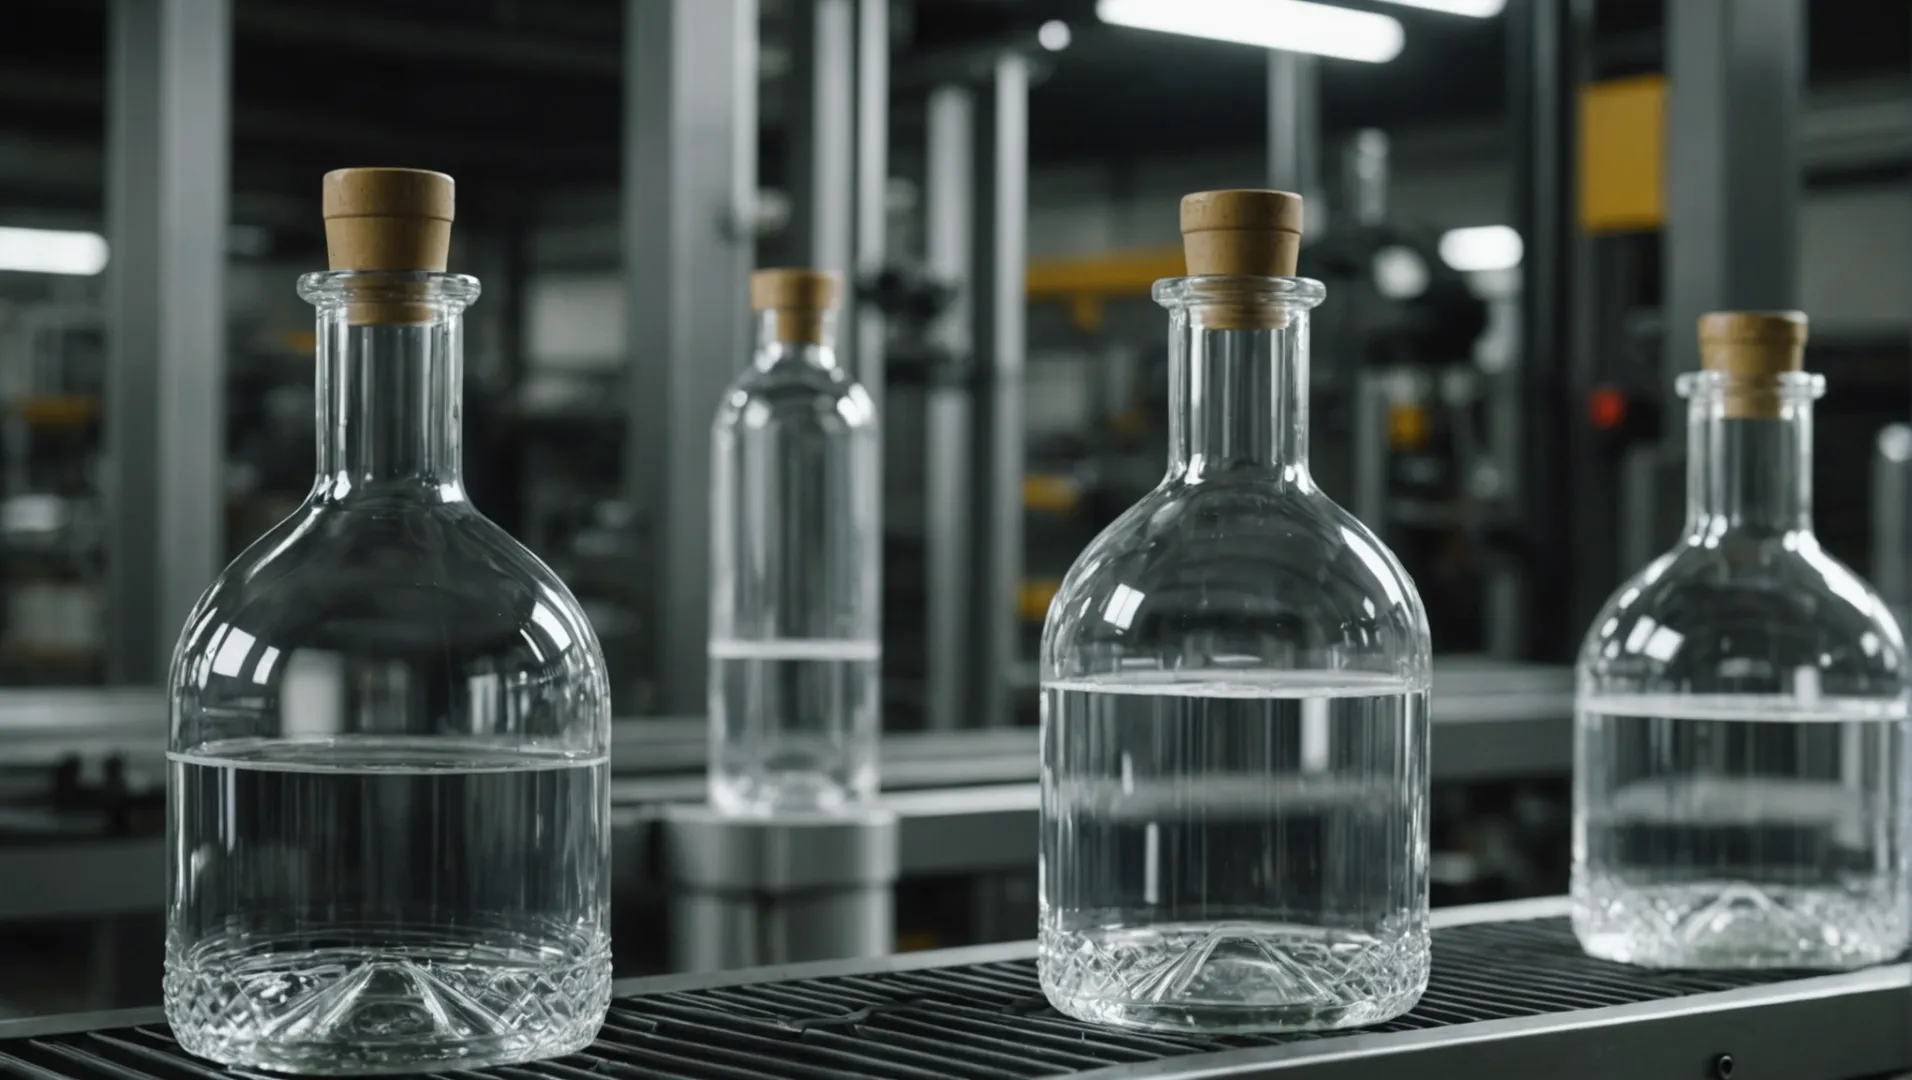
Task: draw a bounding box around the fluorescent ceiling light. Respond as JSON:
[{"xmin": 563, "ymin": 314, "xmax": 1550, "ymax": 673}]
[
  {"xmin": 1439, "ymin": 225, "xmax": 1523, "ymax": 272},
  {"xmin": 0, "ymin": 227, "xmax": 109, "ymax": 276},
  {"xmin": 1372, "ymin": 0, "xmax": 1506, "ymax": 16},
  {"xmin": 1097, "ymin": 0, "xmax": 1405, "ymax": 63},
  {"xmin": 1038, "ymin": 19, "xmax": 1073, "ymax": 51}
]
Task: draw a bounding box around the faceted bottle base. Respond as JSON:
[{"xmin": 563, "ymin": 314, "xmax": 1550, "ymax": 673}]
[
  {"xmin": 1573, "ymin": 879, "xmax": 1909, "ymax": 969},
  {"xmin": 1039, "ymin": 922, "xmax": 1428, "ymax": 1034},
  {"xmin": 164, "ymin": 935, "xmax": 611, "ymax": 1075}
]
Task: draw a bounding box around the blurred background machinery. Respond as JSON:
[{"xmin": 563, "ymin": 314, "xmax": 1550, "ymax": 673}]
[{"xmin": 0, "ymin": 0, "xmax": 1904, "ymax": 1020}]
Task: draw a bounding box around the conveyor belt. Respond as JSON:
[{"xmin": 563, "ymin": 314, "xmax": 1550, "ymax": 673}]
[{"xmin": 0, "ymin": 900, "xmax": 1902, "ymax": 1079}]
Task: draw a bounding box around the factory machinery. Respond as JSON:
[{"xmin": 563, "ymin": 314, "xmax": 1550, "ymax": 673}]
[{"xmin": 0, "ymin": 898, "xmax": 1902, "ymax": 1080}]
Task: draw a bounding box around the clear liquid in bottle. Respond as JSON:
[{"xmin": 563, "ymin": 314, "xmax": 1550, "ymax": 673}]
[
  {"xmin": 167, "ymin": 738, "xmax": 609, "ymax": 1074},
  {"xmin": 1041, "ymin": 674, "xmax": 1429, "ymax": 1032}
]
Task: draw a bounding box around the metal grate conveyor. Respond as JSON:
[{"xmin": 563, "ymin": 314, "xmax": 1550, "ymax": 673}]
[{"xmin": 0, "ymin": 900, "xmax": 1903, "ymax": 1080}]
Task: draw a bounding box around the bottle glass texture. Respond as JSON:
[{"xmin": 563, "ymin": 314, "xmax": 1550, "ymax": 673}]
[
  {"xmin": 709, "ymin": 304, "xmax": 881, "ymax": 814},
  {"xmin": 164, "ymin": 271, "xmax": 613, "ymax": 1074},
  {"xmin": 1039, "ymin": 275, "xmax": 1433, "ymax": 1034},
  {"xmin": 1573, "ymin": 362, "xmax": 1910, "ymax": 968}
]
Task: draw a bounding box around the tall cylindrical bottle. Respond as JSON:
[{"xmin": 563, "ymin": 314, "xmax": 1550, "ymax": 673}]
[
  {"xmin": 165, "ymin": 169, "xmax": 612, "ymax": 1074},
  {"xmin": 709, "ymin": 269, "xmax": 881, "ymax": 814},
  {"xmin": 1573, "ymin": 311, "xmax": 1910, "ymax": 968},
  {"xmin": 1039, "ymin": 191, "xmax": 1432, "ymax": 1034}
]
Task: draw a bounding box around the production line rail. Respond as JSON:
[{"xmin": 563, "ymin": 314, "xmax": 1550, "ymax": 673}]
[{"xmin": 0, "ymin": 899, "xmax": 1902, "ymax": 1080}]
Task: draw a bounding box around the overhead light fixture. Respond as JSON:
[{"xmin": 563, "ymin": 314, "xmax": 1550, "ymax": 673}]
[
  {"xmin": 1438, "ymin": 225, "xmax": 1523, "ymax": 272},
  {"xmin": 0, "ymin": 226, "xmax": 109, "ymax": 276},
  {"xmin": 1038, "ymin": 19, "xmax": 1073, "ymax": 51},
  {"xmin": 1096, "ymin": 0, "xmax": 1405, "ymax": 63},
  {"xmin": 1372, "ymin": 0, "xmax": 1506, "ymax": 16}
]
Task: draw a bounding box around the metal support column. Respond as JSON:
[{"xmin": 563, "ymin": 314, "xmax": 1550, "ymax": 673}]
[
  {"xmin": 105, "ymin": 0, "xmax": 230, "ymax": 684},
  {"xmin": 922, "ymin": 84, "xmax": 974, "ymax": 732},
  {"xmin": 787, "ymin": 0, "xmax": 855, "ymax": 289},
  {"xmin": 624, "ymin": 0, "xmax": 758, "ymax": 713},
  {"xmin": 1665, "ymin": 0, "xmax": 1803, "ymax": 356},
  {"xmin": 1266, "ymin": 51, "xmax": 1318, "ymax": 203},
  {"xmin": 852, "ymin": 0, "xmax": 889, "ymax": 412},
  {"xmin": 968, "ymin": 56, "xmax": 1029, "ymax": 729},
  {"xmin": 1508, "ymin": 0, "xmax": 1581, "ymax": 661}
]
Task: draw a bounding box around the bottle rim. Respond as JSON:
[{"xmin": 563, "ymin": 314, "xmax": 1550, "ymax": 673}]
[
  {"xmin": 1153, "ymin": 274, "xmax": 1326, "ymax": 312},
  {"xmin": 1675, "ymin": 369, "xmax": 1825, "ymax": 401},
  {"xmin": 297, "ymin": 270, "xmax": 482, "ymax": 310}
]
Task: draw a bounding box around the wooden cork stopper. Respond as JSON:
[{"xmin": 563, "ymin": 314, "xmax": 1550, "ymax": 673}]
[
  {"xmin": 1697, "ymin": 311, "xmax": 1808, "ymax": 419},
  {"xmin": 751, "ymin": 268, "xmax": 841, "ymax": 345},
  {"xmin": 1179, "ymin": 190, "xmax": 1305, "ymax": 330},
  {"xmin": 323, "ymin": 168, "xmax": 455, "ymax": 325}
]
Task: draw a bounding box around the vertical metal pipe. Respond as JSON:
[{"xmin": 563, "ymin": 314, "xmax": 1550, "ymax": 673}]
[
  {"xmin": 923, "ymin": 85, "xmax": 974, "ymax": 732},
  {"xmin": 968, "ymin": 55, "xmax": 1028, "ymax": 729},
  {"xmin": 105, "ymin": 0, "xmax": 229, "ymax": 683},
  {"xmin": 852, "ymin": 0, "xmax": 889, "ymax": 414},
  {"xmin": 1508, "ymin": 0, "xmax": 1580, "ymax": 661},
  {"xmin": 787, "ymin": 0, "xmax": 856, "ymax": 304},
  {"xmin": 624, "ymin": 0, "xmax": 758, "ymax": 713},
  {"xmin": 1266, "ymin": 51, "xmax": 1318, "ymax": 201}
]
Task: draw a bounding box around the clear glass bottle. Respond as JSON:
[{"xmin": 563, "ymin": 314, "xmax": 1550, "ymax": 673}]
[
  {"xmin": 1573, "ymin": 311, "xmax": 1910, "ymax": 969},
  {"xmin": 1039, "ymin": 191, "xmax": 1432, "ymax": 1034},
  {"xmin": 164, "ymin": 169, "xmax": 613, "ymax": 1074},
  {"xmin": 708, "ymin": 268, "xmax": 881, "ymax": 814},
  {"xmin": 1575, "ymin": 309, "xmax": 1904, "ymax": 967}
]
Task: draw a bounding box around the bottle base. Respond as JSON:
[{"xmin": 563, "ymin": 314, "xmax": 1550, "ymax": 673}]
[
  {"xmin": 1039, "ymin": 921, "xmax": 1428, "ymax": 1034},
  {"xmin": 164, "ymin": 931, "xmax": 611, "ymax": 1075},
  {"xmin": 1573, "ymin": 878, "xmax": 1908, "ymax": 969}
]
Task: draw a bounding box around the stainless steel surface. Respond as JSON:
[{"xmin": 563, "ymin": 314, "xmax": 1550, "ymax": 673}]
[
  {"xmin": 662, "ymin": 803, "xmax": 898, "ymax": 970},
  {"xmin": 923, "ymin": 83, "xmax": 976, "ymax": 733},
  {"xmin": 968, "ymin": 53, "xmax": 1029, "ymax": 730},
  {"xmin": 1265, "ymin": 51, "xmax": 1318, "ymax": 204},
  {"xmin": 623, "ymin": 0, "xmax": 758, "ymax": 713},
  {"xmin": 787, "ymin": 0, "xmax": 855, "ymax": 289},
  {"xmin": 851, "ymin": 0, "xmax": 889, "ymax": 410},
  {"xmin": 104, "ymin": 0, "xmax": 229, "ymax": 684}
]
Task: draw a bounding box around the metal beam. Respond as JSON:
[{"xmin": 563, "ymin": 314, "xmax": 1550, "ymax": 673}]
[
  {"xmin": 851, "ymin": 0, "xmax": 889, "ymax": 411},
  {"xmin": 786, "ymin": 0, "xmax": 855, "ymax": 288},
  {"xmin": 1508, "ymin": 0, "xmax": 1583, "ymax": 662},
  {"xmin": 1266, "ymin": 52, "xmax": 1319, "ymax": 204},
  {"xmin": 922, "ymin": 84, "xmax": 974, "ymax": 733},
  {"xmin": 1665, "ymin": 0, "xmax": 1804, "ymax": 357},
  {"xmin": 967, "ymin": 55, "xmax": 1028, "ymax": 730},
  {"xmin": 104, "ymin": 0, "xmax": 230, "ymax": 684},
  {"xmin": 624, "ymin": 0, "xmax": 758, "ymax": 714}
]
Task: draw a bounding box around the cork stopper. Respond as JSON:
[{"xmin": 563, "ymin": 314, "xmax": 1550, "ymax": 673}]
[
  {"xmin": 322, "ymin": 168, "xmax": 454, "ymax": 325},
  {"xmin": 1179, "ymin": 190, "xmax": 1305, "ymax": 329},
  {"xmin": 1697, "ymin": 311, "xmax": 1808, "ymax": 419},
  {"xmin": 751, "ymin": 268, "xmax": 841, "ymax": 345}
]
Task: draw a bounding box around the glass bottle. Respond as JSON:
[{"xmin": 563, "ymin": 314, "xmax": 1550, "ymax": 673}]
[
  {"xmin": 1039, "ymin": 190, "xmax": 1432, "ymax": 1034},
  {"xmin": 708, "ymin": 268, "xmax": 881, "ymax": 814},
  {"xmin": 1573, "ymin": 311, "xmax": 1909, "ymax": 968},
  {"xmin": 164, "ymin": 169, "xmax": 613, "ymax": 1074}
]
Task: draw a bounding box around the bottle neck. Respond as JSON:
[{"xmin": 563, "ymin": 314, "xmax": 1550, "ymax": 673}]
[
  {"xmin": 315, "ymin": 310, "xmax": 465, "ymax": 502},
  {"xmin": 755, "ymin": 310, "xmax": 840, "ymax": 370},
  {"xmin": 1168, "ymin": 311, "xmax": 1312, "ymax": 484},
  {"xmin": 1685, "ymin": 391, "xmax": 1812, "ymax": 540}
]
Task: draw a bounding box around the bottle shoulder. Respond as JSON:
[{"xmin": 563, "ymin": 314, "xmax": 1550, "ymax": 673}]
[
  {"xmin": 716, "ymin": 363, "xmax": 876, "ymax": 433},
  {"xmin": 1042, "ymin": 478, "xmax": 1430, "ymax": 684},
  {"xmin": 172, "ymin": 501, "xmax": 608, "ymax": 716},
  {"xmin": 1578, "ymin": 536, "xmax": 1908, "ymax": 695}
]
